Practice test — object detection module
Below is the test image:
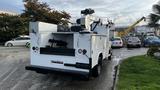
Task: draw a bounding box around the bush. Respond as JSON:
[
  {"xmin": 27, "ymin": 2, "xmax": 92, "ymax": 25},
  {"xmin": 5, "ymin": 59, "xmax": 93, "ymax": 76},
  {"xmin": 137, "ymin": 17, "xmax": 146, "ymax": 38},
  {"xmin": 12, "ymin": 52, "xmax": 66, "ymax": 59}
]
[{"xmin": 147, "ymin": 46, "xmax": 160, "ymax": 57}]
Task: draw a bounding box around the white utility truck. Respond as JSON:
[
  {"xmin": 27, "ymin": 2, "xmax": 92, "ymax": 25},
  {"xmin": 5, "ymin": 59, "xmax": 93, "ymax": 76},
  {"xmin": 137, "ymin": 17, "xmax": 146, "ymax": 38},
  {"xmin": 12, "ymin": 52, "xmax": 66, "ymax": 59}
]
[{"xmin": 26, "ymin": 9, "xmax": 112, "ymax": 78}]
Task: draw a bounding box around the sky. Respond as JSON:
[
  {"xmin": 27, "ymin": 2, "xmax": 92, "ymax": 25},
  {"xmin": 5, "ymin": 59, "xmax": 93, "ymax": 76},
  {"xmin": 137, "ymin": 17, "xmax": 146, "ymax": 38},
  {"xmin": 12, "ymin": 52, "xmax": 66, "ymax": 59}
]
[{"xmin": 0, "ymin": 0, "xmax": 159, "ymax": 26}]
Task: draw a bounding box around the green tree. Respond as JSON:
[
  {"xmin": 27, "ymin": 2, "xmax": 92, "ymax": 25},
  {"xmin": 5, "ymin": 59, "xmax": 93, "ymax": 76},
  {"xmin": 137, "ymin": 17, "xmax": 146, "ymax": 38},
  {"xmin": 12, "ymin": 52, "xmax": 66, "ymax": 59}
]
[
  {"xmin": 0, "ymin": 14, "xmax": 28, "ymax": 43},
  {"xmin": 22, "ymin": 0, "xmax": 71, "ymax": 25}
]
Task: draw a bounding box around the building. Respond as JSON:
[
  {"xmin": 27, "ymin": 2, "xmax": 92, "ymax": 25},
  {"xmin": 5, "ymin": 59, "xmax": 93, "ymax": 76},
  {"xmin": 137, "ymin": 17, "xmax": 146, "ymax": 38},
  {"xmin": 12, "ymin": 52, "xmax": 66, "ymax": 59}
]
[
  {"xmin": 134, "ymin": 25, "xmax": 160, "ymax": 36},
  {"xmin": 0, "ymin": 10, "xmax": 18, "ymax": 15}
]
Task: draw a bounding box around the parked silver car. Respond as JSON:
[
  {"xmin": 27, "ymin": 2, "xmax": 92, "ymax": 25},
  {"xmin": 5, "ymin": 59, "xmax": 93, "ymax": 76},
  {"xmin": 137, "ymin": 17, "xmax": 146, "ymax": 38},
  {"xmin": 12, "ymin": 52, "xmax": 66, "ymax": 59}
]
[
  {"xmin": 127, "ymin": 37, "xmax": 141, "ymax": 48},
  {"xmin": 5, "ymin": 35, "xmax": 30, "ymax": 47}
]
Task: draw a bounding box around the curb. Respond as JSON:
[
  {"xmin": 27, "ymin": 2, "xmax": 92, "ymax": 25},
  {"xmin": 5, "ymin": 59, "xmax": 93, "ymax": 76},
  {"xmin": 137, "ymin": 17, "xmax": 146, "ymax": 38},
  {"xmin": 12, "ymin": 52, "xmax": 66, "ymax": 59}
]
[{"xmin": 112, "ymin": 64, "xmax": 120, "ymax": 90}]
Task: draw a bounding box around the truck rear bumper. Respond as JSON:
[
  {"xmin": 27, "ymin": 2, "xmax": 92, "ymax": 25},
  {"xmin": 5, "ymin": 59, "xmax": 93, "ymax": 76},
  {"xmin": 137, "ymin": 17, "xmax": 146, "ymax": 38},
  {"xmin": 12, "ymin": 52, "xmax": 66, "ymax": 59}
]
[{"xmin": 25, "ymin": 65, "xmax": 89, "ymax": 76}]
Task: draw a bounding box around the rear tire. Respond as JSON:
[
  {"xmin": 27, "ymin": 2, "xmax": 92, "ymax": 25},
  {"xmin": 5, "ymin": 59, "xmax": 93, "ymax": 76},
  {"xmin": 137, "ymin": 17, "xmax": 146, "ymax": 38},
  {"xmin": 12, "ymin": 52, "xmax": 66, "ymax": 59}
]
[
  {"xmin": 83, "ymin": 74, "xmax": 91, "ymax": 81},
  {"xmin": 108, "ymin": 49, "xmax": 112, "ymax": 60},
  {"xmin": 144, "ymin": 44, "xmax": 148, "ymax": 47},
  {"xmin": 92, "ymin": 64, "xmax": 101, "ymax": 77},
  {"xmin": 127, "ymin": 44, "xmax": 130, "ymax": 48},
  {"xmin": 92, "ymin": 57, "xmax": 102, "ymax": 77},
  {"xmin": 138, "ymin": 45, "xmax": 141, "ymax": 48},
  {"xmin": 7, "ymin": 43, "xmax": 13, "ymax": 47}
]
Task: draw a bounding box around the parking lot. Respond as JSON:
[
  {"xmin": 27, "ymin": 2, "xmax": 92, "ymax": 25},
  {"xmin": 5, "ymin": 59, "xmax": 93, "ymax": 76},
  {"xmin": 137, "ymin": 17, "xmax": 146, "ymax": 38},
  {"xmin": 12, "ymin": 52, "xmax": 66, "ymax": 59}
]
[{"xmin": 0, "ymin": 47, "xmax": 147, "ymax": 90}]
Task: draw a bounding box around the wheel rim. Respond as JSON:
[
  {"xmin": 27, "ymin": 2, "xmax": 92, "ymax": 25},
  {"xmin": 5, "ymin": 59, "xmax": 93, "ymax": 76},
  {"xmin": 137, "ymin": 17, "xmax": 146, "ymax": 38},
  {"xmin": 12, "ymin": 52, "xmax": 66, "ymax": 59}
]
[
  {"xmin": 28, "ymin": 43, "xmax": 30, "ymax": 48},
  {"xmin": 26, "ymin": 43, "xmax": 30, "ymax": 48},
  {"xmin": 7, "ymin": 43, "xmax": 12, "ymax": 47}
]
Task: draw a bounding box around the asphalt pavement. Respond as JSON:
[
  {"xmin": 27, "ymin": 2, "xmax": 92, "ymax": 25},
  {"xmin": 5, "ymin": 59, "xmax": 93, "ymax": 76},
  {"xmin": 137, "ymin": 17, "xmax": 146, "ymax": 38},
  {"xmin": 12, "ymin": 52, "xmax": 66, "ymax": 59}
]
[{"xmin": 0, "ymin": 47, "xmax": 148, "ymax": 90}]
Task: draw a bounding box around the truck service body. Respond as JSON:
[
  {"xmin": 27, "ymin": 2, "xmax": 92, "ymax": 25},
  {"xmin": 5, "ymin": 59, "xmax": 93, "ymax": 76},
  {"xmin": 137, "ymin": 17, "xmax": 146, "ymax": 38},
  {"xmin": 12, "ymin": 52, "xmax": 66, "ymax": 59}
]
[{"xmin": 26, "ymin": 9, "xmax": 112, "ymax": 77}]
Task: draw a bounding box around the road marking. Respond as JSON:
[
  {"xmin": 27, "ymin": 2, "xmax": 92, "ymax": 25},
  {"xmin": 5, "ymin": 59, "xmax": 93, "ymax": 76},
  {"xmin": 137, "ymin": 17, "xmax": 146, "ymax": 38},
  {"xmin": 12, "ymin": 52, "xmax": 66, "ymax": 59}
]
[
  {"xmin": 0, "ymin": 68, "xmax": 12, "ymax": 80},
  {"xmin": 0, "ymin": 67, "xmax": 18, "ymax": 85},
  {"xmin": 29, "ymin": 83, "xmax": 42, "ymax": 90},
  {"xmin": 10, "ymin": 81, "xmax": 22, "ymax": 90},
  {"xmin": 10, "ymin": 72, "xmax": 31, "ymax": 90},
  {"xmin": 20, "ymin": 72, "xmax": 30, "ymax": 80}
]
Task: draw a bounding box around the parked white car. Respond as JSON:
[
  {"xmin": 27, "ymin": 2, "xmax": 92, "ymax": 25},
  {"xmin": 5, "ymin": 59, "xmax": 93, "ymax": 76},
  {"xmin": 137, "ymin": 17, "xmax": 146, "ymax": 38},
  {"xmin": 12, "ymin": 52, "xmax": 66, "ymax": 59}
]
[
  {"xmin": 111, "ymin": 37, "xmax": 123, "ymax": 48},
  {"xmin": 5, "ymin": 35, "xmax": 30, "ymax": 47},
  {"xmin": 127, "ymin": 36, "xmax": 141, "ymax": 48}
]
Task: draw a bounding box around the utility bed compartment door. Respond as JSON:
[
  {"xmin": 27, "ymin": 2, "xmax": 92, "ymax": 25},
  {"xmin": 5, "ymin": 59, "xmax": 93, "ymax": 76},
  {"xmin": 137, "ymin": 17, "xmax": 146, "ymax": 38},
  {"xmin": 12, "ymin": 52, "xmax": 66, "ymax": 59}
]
[
  {"xmin": 91, "ymin": 35, "xmax": 106, "ymax": 68},
  {"xmin": 76, "ymin": 34, "xmax": 91, "ymax": 64}
]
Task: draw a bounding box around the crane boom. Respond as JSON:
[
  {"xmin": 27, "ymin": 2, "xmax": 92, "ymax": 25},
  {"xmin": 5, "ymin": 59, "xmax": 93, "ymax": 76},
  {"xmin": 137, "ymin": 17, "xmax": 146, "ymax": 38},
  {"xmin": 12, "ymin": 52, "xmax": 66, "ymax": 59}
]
[{"xmin": 118, "ymin": 17, "xmax": 146, "ymax": 37}]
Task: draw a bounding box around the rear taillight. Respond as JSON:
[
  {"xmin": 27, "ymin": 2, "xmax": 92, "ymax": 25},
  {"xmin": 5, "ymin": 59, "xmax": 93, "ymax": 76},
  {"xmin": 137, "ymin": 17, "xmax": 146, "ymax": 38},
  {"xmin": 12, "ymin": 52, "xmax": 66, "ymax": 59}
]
[
  {"xmin": 32, "ymin": 47, "xmax": 39, "ymax": 53},
  {"xmin": 78, "ymin": 49, "xmax": 83, "ymax": 54},
  {"xmin": 83, "ymin": 49, "xmax": 87, "ymax": 55},
  {"xmin": 78, "ymin": 49, "xmax": 87, "ymax": 55}
]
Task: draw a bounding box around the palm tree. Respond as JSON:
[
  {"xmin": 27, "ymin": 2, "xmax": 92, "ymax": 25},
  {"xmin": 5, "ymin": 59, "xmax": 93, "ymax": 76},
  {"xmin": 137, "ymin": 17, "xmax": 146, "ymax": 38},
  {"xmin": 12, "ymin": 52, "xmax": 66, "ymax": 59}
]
[{"xmin": 148, "ymin": 3, "xmax": 160, "ymax": 35}]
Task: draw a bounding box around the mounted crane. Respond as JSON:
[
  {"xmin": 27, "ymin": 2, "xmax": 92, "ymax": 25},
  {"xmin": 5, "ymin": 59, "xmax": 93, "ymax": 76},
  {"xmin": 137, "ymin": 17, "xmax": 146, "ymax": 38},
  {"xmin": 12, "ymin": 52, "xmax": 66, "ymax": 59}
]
[{"xmin": 118, "ymin": 17, "xmax": 146, "ymax": 37}]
